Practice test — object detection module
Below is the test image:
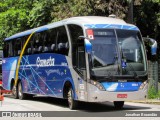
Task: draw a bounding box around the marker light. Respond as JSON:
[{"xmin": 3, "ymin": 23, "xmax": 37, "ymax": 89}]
[{"xmin": 139, "ymin": 81, "xmax": 147, "ymax": 90}]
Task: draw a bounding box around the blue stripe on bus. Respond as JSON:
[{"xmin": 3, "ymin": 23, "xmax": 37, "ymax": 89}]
[
  {"xmin": 84, "ymin": 24, "xmax": 139, "ymax": 31},
  {"xmin": 5, "ymin": 27, "xmax": 48, "ymax": 41},
  {"xmin": 101, "ymin": 82, "xmax": 142, "ymax": 92}
]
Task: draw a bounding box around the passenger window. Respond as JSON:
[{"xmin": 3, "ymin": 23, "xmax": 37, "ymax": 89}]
[
  {"xmin": 14, "ymin": 39, "xmax": 22, "ymax": 56},
  {"xmin": 33, "ymin": 33, "xmax": 41, "ymax": 54},
  {"xmin": 48, "ymin": 29, "xmax": 57, "ymax": 53},
  {"xmin": 3, "ymin": 42, "xmax": 10, "ymax": 57},
  {"xmin": 32, "ymin": 30, "xmax": 57, "ymax": 54},
  {"xmin": 42, "ymin": 32, "xmax": 50, "ymax": 53},
  {"xmin": 56, "ymin": 26, "xmax": 69, "ymax": 56},
  {"xmin": 24, "ymin": 36, "xmax": 33, "ymax": 55}
]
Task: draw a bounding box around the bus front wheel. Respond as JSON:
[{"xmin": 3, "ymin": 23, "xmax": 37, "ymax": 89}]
[
  {"xmin": 114, "ymin": 101, "xmax": 124, "ymax": 109},
  {"xmin": 67, "ymin": 87, "xmax": 77, "ymax": 110}
]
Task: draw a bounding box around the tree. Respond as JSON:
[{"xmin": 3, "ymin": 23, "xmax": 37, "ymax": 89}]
[
  {"xmin": 51, "ymin": 0, "xmax": 91, "ymax": 22},
  {"xmin": 51, "ymin": 0, "xmax": 128, "ymax": 22},
  {"xmin": 28, "ymin": 0, "xmax": 55, "ymax": 27},
  {"xmin": 134, "ymin": 0, "xmax": 160, "ymax": 60},
  {"xmin": 0, "ymin": 0, "xmax": 35, "ymax": 48}
]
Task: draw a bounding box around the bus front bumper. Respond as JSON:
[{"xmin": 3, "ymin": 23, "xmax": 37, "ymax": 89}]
[{"xmin": 87, "ymin": 84, "xmax": 148, "ymax": 102}]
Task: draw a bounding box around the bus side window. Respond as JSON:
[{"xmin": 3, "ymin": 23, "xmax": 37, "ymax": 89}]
[
  {"xmin": 3, "ymin": 42, "xmax": 9, "ymax": 57},
  {"xmin": 15, "ymin": 38, "xmax": 22, "ymax": 56},
  {"xmin": 49, "ymin": 28, "xmax": 57, "ymax": 53},
  {"xmin": 24, "ymin": 36, "xmax": 33, "ymax": 55},
  {"xmin": 33, "ymin": 33, "xmax": 41, "ymax": 54},
  {"xmin": 68, "ymin": 24, "xmax": 86, "ymax": 75},
  {"xmin": 12, "ymin": 39, "xmax": 21, "ymax": 56},
  {"xmin": 57, "ymin": 26, "xmax": 69, "ymax": 56},
  {"xmin": 9, "ymin": 41, "xmax": 13, "ymax": 57},
  {"xmin": 42, "ymin": 32, "xmax": 50, "ymax": 53}
]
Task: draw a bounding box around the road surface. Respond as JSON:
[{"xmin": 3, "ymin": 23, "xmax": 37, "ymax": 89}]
[{"xmin": 0, "ymin": 95, "xmax": 160, "ymax": 120}]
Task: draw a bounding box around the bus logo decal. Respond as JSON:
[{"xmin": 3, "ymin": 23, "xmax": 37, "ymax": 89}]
[
  {"xmin": 36, "ymin": 56, "xmax": 55, "ymax": 67},
  {"xmin": 45, "ymin": 69, "xmax": 60, "ymax": 76}
]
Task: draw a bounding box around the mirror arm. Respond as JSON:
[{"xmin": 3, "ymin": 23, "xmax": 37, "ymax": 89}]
[{"xmin": 78, "ymin": 36, "xmax": 89, "ymax": 40}]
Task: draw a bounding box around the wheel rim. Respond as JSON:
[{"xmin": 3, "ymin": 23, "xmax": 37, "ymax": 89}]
[
  {"xmin": 68, "ymin": 89, "xmax": 72, "ymax": 107},
  {"xmin": 12, "ymin": 86, "xmax": 16, "ymax": 96}
]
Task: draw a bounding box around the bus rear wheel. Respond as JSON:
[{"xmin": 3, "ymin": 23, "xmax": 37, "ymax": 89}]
[
  {"xmin": 67, "ymin": 87, "xmax": 77, "ymax": 110},
  {"xmin": 18, "ymin": 82, "xmax": 26, "ymax": 100},
  {"xmin": 114, "ymin": 101, "xmax": 124, "ymax": 109},
  {"xmin": 11, "ymin": 85, "xmax": 18, "ymax": 99}
]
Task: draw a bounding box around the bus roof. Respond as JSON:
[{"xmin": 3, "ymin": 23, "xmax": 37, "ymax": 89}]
[{"xmin": 5, "ymin": 16, "xmax": 139, "ymax": 41}]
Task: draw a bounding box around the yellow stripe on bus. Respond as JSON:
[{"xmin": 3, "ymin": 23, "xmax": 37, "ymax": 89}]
[{"xmin": 14, "ymin": 31, "xmax": 35, "ymax": 87}]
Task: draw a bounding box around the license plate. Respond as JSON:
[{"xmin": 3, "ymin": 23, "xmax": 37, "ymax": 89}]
[{"xmin": 117, "ymin": 94, "xmax": 127, "ymax": 98}]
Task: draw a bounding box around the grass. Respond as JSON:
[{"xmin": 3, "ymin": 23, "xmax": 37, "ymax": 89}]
[{"xmin": 148, "ymin": 84, "xmax": 160, "ymax": 99}]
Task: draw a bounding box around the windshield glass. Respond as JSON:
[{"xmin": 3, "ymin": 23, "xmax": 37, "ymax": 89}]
[
  {"xmin": 88, "ymin": 29, "xmax": 146, "ymax": 77},
  {"xmin": 117, "ymin": 30, "xmax": 146, "ymax": 73},
  {"xmin": 90, "ymin": 29, "xmax": 120, "ymax": 76}
]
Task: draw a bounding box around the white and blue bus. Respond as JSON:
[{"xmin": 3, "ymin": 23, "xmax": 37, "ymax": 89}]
[{"xmin": 2, "ymin": 16, "xmax": 157, "ymax": 109}]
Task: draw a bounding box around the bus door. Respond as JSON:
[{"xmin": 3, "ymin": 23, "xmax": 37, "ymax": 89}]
[
  {"xmin": 67, "ymin": 24, "xmax": 88, "ymax": 101},
  {"xmin": 76, "ymin": 39, "xmax": 87, "ymax": 100}
]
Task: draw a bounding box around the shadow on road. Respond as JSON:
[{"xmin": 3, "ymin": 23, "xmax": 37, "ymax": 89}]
[{"xmin": 5, "ymin": 94, "xmax": 152, "ymax": 112}]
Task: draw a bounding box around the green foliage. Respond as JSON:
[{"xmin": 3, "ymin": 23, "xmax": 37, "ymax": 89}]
[
  {"xmin": 28, "ymin": 0, "xmax": 55, "ymax": 27},
  {"xmin": 0, "ymin": 9, "xmax": 28, "ymax": 37},
  {"xmin": 148, "ymin": 85, "xmax": 160, "ymax": 99},
  {"xmin": 51, "ymin": 0, "xmax": 128, "ymax": 22},
  {"xmin": 51, "ymin": 0, "xmax": 92, "ymax": 22},
  {"xmin": 0, "ymin": 0, "xmax": 34, "ymax": 47}
]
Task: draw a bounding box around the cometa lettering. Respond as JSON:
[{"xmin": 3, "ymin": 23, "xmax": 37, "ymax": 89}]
[{"xmin": 36, "ymin": 56, "xmax": 55, "ymax": 67}]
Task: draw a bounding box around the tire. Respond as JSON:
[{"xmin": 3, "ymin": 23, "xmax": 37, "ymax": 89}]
[
  {"xmin": 18, "ymin": 82, "xmax": 26, "ymax": 100},
  {"xmin": 114, "ymin": 101, "xmax": 124, "ymax": 109},
  {"xmin": 11, "ymin": 85, "xmax": 18, "ymax": 99},
  {"xmin": 67, "ymin": 87, "xmax": 77, "ymax": 110}
]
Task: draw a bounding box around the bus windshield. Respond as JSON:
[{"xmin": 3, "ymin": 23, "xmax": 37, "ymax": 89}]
[{"xmin": 89, "ymin": 29, "xmax": 147, "ymax": 78}]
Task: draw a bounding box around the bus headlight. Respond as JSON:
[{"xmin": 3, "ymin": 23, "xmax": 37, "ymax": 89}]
[
  {"xmin": 139, "ymin": 81, "xmax": 147, "ymax": 90},
  {"xmin": 90, "ymin": 80, "xmax": 105, "ymax": 91}
]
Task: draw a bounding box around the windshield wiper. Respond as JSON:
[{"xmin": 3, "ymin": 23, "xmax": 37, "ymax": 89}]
[{"xmin": 102, "ymin": 63, "xmax": 114, "ymax": 67}]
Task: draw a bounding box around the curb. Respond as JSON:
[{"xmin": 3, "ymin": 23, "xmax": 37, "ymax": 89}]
[{"xmin": 128, "ymin": 99, "xmax": 160, "ymax": 104}]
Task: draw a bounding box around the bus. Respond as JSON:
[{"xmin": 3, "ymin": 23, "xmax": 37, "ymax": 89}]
[{"xmin": 2, "ymin": 16, "xmax": 157, "ymax": 109}]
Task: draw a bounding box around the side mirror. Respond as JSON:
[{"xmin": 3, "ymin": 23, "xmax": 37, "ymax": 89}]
[
  {"xmin": 78, "ymin": 36, "xmax": 92, "ymax": 54},
  {"xmin": 143, "ymin": 37, "xmax": 157, "ymax": 55}
]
